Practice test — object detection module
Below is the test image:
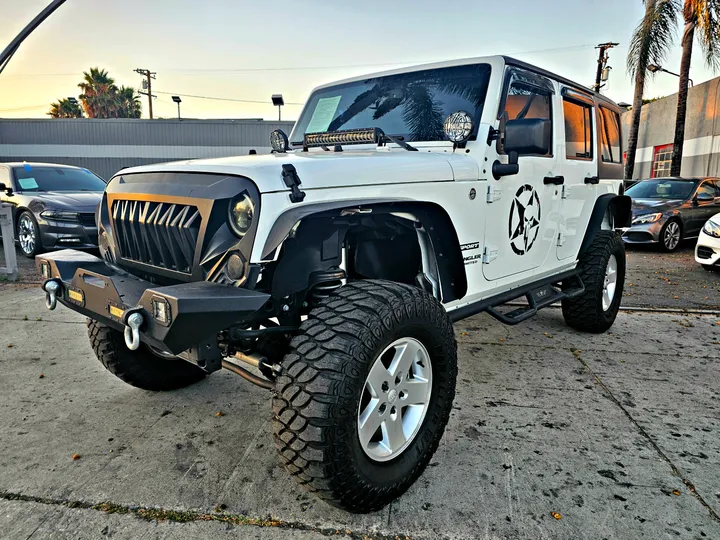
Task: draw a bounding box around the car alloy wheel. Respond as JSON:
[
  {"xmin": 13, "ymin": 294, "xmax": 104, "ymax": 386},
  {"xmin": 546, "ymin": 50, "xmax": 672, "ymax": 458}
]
[
  {"xmin": 357, "ymin": 337, "xmax": 433, "ymax": 462},
  {"xmin": 18, "ymin": 213, "xmax": 37, "ymax": 255},
  {"xmin": 663, "ymin": 221, "xmax": 681, "ymax": 251},
  {"xmin": 602, "ymin": 255, "xmax": 618, "ymax": 311}
]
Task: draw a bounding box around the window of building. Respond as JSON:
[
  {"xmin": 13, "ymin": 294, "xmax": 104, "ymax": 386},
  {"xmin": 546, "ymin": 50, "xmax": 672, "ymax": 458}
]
[
  {"xmin": 599, "ymin": 107, "xmax": 622, "ymax": 163},
  {"xmin": 563, "ymin": 99, "xmax": 593, "ymax": 160},
  {"xmin": 502, "ymin": 82, "xmax": 553, "ymax": 156},
  {"xmin": 651, "ymin": 144, "xmax": 673, "ymax": 178}
]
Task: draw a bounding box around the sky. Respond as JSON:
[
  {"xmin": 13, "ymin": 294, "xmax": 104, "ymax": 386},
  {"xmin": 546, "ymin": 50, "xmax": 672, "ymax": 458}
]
[{"xmin": 0, "ymin": 0, "xmax": 716, "ymax": 121}]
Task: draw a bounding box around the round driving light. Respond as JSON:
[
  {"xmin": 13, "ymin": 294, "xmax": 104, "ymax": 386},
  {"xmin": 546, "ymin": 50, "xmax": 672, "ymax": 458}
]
[
  {"xmin": 270, "ymin": 129, "xmax": 289, "ymax": 153},
  {"xmin": 226, "ymin": 254, "xmax": 245, "ymax": 281},
  {"xmin": 229, "ymin": 193, "xmax": 255, "ymax": 237},
  {"xmin": 443, "ymin": 111, "xmax": 474, "ymax": 143}
]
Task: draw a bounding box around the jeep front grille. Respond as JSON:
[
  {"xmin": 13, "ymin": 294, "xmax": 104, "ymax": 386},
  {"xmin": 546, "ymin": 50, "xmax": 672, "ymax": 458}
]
[{"xmin": 111, "ymin": 200, "xmax": 201, "ymax": 274}]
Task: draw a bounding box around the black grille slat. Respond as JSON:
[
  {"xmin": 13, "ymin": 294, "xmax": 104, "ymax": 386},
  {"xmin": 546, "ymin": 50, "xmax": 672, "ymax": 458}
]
[{"xmin": 111, "ymin": 200, "xmax": 201, "ymax": 274}]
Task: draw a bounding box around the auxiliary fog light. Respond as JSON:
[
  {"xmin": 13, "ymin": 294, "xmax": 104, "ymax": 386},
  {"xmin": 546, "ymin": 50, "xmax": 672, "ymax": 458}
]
[{"xmin": 152, "ymin": 296, "xmax": 172, "ymax": 326}]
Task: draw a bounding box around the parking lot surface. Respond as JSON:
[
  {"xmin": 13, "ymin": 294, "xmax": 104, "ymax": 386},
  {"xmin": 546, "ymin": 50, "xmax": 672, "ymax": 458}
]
[{"xmin": 1, "ymin": 237, "xmax": 720, "ymax": 538}]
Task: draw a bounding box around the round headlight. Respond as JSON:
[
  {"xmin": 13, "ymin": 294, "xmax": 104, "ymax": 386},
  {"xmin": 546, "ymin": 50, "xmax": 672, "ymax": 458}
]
[
  {"xmin": 443, "ymin": 111, "xmax": 474, "ymax": 143},
  {"xmin": 229, "ymin": 193, "xmax": 255, "ymax": 237},
  {"xmin": 270, "ymin": 129, "xmax": 289, "ymax": 153}
]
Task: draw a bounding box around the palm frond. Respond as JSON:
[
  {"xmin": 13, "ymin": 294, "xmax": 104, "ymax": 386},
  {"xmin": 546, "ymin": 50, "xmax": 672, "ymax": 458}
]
[
  {"xmin": 627, "ymin": 0, "xmax": 681, "ymax": 77},
  {"xmin": 689, "ymin": 0, "xmax": 720, "ymax": 70}
]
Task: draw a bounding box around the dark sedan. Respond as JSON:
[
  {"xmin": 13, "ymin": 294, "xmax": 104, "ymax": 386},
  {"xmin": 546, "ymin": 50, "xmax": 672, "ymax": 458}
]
[
  {"xmin": 0, "ymin": 163, "xmax": 106, "ymax": 258},
  {"xmin": 622, "ymin": 177, "xmax": 720, "ymax": 251}
]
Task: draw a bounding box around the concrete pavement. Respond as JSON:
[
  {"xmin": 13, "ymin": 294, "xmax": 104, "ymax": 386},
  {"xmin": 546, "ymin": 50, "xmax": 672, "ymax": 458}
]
[{"xmin": 0, "ymin": 286, "xmax": 719, "ymax": 539}]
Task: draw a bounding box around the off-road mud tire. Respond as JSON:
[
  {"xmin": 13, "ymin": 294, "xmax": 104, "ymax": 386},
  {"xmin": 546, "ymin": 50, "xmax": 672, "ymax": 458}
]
[
  {"xmin": 562, "ymin": 230, "xmax": 625, "ymax": 333},
  {"xmin": 272, "ymin": 280, "xmax": 457, "ymax": 513},
  {"xmin": 87, "ymin": 319, "xmax": 206, "ymax": 391}
]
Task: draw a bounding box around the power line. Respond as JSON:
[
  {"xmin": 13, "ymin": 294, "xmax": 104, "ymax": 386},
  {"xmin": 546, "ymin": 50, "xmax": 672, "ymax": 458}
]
[
  {"xmin": 0, "ymin": 104, "xmax": 48, "ymax": 112},
  {"xmin": 154, "ymin": 90, "xmax": 303, "ymax": 105}
]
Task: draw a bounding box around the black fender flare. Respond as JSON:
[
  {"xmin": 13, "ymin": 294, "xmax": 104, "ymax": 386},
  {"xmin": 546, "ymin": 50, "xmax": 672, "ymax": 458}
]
[
  {"xmin": 263, "ymin": 200, "xmax": 467, "ymax": 303},
  {"xmin": 580, "ymin": 193, "xmax": 631, "ymax": 254}
]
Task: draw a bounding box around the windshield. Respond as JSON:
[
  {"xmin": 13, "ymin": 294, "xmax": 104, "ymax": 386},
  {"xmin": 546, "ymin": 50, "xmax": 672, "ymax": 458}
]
[
  {"xmin": 12, "ymin": 166, "xmax": 106, "ymax": 192},
  {"xmin": 290, "ymin": 64, "xmax": 492, "ymax": 145},
  {"xmin": 626, "ymin": 179, "xmax": 697, "ymax": 200}
]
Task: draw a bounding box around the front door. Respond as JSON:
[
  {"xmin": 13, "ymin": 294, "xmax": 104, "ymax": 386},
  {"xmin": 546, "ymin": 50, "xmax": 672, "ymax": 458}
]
[
  {"xmin": 483, "ymin": 70, "xmax": 561, "ymax": 282},
  {"xmin": 689, "ymin": 180, "xmax": 720, "ymax": 235}
]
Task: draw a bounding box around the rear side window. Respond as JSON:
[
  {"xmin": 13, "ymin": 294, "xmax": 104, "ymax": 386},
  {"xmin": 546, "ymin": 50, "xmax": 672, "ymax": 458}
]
[
  {"xmin": 563, "ymin": 99, "xmax": 593, "ymax": 160},
  {"xmin": 599, "ymin": 107, "xmax": 622, "ymax": 164}
]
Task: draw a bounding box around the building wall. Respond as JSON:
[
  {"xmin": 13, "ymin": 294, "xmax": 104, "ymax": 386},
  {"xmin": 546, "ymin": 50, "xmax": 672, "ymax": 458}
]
[
  {"xmin": 621, "ymin": 77, "xmax": 720, "ymax": 179},
  {"xmin": 0, "ymin": 118, "xmax": 296, "ymax": 180}
]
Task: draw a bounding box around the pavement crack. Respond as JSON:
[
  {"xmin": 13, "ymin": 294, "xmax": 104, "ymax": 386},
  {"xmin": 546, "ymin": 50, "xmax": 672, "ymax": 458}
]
[
  {"xmin": 0, "ymin": 491, "xmax": 414, "ymax": 539},
  {"xmin": 571, "ymin": 348, "xmax": 720, "ymax": 524}
]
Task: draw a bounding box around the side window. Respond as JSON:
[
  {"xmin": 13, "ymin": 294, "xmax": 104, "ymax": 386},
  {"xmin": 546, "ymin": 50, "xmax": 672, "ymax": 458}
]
[
  {"xmin": 563, "ymin": 99, "xmax": 593, "ymax": 160},
  {"xmin": 712, "ymin": 180, "xmax": 720, "ymax": 196},
  {"xmin": 599, "ymin": 107, "xmax": 622, "ymax": 163},
  {"xmin": 698, "ymin": 182, "xmax": 715, "ymax": 198},
  {"xmin": 502, "ymin": 82, "xmax": 553, "ymax": 156}
]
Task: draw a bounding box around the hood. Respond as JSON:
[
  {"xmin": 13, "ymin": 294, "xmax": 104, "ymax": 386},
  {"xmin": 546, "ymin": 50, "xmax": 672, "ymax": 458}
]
[
  {"xmin": 115, "ymin": 149, "xmax": 479, "ymax": 193},
  {"xmin": 28, "ymin": 191, "xmax": 103, "ymax": 211},
  {"xmin": 631, "ymin": 198, "xmax": 683, "ymax": 216}
]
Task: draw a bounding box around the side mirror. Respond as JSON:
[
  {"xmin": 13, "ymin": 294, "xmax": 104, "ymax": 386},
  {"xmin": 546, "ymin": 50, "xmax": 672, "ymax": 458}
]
[
  {"xmin": 0, "ymin": 183, "xmax": 13, "ymax": 196},
  {"xmin": 493, "ymin": 118, "xmax": 552, "ymax": 180},
  {"xmin": 696, "ymin": 192, "xmax": 714, "ymax": 203}
]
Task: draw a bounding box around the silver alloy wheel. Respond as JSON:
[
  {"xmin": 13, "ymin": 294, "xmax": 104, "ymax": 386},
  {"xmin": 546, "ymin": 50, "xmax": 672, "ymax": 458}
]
[
  {"xmin": 357, "ymin": 337, "xmax": 433, "ymax": 462},
  {"xmin": 602, "ymin": 254, "xmax": 618, "ymax": 311},
  {"xmin": 18, "ymin": 214, "xmax": 36, "ymax": 255},
  {"xmin": 664, "ymin": 221, "xmax": 681, "ymax": 250}
]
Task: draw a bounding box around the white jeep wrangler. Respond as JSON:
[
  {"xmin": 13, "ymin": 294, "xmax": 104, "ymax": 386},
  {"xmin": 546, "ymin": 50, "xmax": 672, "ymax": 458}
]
[{"xmin": 37, "ymin": 56, "xmax": 631, "ymax": 513}]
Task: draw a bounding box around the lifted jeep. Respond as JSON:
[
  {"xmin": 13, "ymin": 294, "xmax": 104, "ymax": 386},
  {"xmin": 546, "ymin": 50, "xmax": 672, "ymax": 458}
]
[{"xmin": 37, "ymin": 56, "xmax": 631, "ymax": 513}]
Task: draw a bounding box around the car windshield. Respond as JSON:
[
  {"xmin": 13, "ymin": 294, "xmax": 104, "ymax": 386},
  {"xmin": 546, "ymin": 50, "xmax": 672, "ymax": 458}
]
[
  {"xmin": 626, "ymin": 179, "xmax": 697, "ymax": 200},
  {"xmin": 12, "ymin": 166, "xmax": 106, "ymax": 192},
  {"xmin": 290, "ymin": 64, "xmax": 492, "ymax": 145}
]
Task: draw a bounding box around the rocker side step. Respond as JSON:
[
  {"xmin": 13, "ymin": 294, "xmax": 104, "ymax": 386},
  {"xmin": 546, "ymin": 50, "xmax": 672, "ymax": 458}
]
[{"xmin": 448, "ymin": 270, "xmax": 584, "ymax": 325}]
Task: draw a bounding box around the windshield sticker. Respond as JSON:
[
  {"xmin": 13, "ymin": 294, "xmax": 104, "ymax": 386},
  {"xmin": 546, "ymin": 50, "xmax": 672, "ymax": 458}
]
[
  {"xmin": 306, "ymin": 96, "xmax": 341, "ymax": 134},
  {"xmin": 17, "ymin": 177, "xmax": 39, "ymax": 190}
]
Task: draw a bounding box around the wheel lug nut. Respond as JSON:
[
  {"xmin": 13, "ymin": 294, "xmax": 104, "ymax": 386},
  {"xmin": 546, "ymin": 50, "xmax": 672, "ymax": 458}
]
[
  {"xmin": 381, "ymin": 381, "xmax": 389, "ymax": 392},
  {"xmin": 394, "ymin": 376, "xmax": 401, "ymax": 385},
  {"xmin": 379, "ymin": 403, "xmax": 386, "ymax": 413},
  {"xmin": 390, "ymin": 406, "xmax": 396, "ymax": 415}
]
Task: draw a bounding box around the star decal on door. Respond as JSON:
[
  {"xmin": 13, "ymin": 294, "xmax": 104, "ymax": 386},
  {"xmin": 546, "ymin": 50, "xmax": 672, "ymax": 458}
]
[{"xmin": 508, "ymin": 184, "xmax": 542, "ymax": 256}]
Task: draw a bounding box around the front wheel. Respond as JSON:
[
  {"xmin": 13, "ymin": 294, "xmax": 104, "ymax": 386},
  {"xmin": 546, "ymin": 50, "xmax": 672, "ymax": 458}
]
[
  {"xmin": 17, "ymin": 211, "xmax": 42, "ymax": 258},
  {"xmin": 660, "ymin": 219, "xmax": 682, "ymax": 252},
  {"xmin": 562, "ymin": 230, "xmax": 626, "ymax": 333},
  {"xmin": 272, "ymin": 280, "xmax": 457, "ymax": 513},
  {"xmin": 87, "ymin": 320, "xmax": 207, "ymax": 391}
]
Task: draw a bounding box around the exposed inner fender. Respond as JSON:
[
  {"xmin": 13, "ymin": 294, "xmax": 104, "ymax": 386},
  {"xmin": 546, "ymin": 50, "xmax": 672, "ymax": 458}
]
[
  {"xmin": 265, "ymin": 201, "xmax": 467, "ymax": 303},
  {"xmin": 580, "ymin": 194, "xmax": 631, "ymax": 255}
]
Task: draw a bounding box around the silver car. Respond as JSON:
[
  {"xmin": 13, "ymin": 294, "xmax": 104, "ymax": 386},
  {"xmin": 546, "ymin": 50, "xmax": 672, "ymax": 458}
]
[
  {"xmin": 622, "ymin": 177, "xmax": 720, "ymax": 251},
  {"xmin": 0, "ymin": 162, "xmax": 106, "ymax": 258}
]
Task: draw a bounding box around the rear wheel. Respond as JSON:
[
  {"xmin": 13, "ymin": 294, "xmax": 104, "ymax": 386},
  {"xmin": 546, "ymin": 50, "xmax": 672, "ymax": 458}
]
[
  {"xmin": 562, "ymin": 230, "xmax": 625, "ymax": 333},
  {"xmin": 272, "ymin": 280, "xmax": 457, "ymax": 513},
  {"xmin": 660, "ymin": 219, "xmax": 682, "ymax": 252},
  {"xmin": 87, "ymin": 320, "xmax": 206, "ymax": 391}
]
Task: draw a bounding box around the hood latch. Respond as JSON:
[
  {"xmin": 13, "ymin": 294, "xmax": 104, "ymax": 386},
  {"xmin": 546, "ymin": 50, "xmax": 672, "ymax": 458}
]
[{"xmin": 282, "ymin": 164, "xmax": 306, "ymax": 204}]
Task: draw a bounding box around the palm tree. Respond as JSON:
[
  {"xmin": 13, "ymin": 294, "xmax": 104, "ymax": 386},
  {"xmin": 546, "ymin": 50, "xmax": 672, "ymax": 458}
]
[
  {"xmin": 78, "ymin": 67, "xmax": 118, "ymax": 118},
  {"xmin": 116, "ymin": 86, "xmax": 142, "ymax": 118},
  {"xmin": 670, "ymin": 0, "xmax": 720, "ymax": 175},
  {"xmin": 626, "ymin": 0, "xmax": 680, "ymax": 180},
  {"xmin": 47, "ymin": 98, "xmax": 83, "ymax": 118}
]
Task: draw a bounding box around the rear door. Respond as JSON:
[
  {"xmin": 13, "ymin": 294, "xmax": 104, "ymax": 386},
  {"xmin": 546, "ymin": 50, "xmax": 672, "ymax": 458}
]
[
  {"xmin": 482, "ymin": 69, "xmax": 561, "ymax": 281},
  {"xmin": 690, "ymin": 180, "xmax": 720, "ymax": 234},
  {"xmin": 557, "ymin": 89, "xmax": 598, "ymax": 260}
]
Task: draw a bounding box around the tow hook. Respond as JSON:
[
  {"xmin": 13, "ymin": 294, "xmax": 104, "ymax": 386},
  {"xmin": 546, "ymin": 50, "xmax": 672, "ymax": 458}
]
[
  {"xmin": 123, "ymin": 312, "xmax": 144, "ymax": 351},
  {"xmin": 42, "ymin": 279, "xmax": 61, "ymax": 310}
]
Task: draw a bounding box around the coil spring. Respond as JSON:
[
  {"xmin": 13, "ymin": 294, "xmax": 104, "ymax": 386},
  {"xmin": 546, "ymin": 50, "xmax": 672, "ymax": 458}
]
[{"xmin": 308, "ymin": 268, "xmax": 346, "ymax": 308}]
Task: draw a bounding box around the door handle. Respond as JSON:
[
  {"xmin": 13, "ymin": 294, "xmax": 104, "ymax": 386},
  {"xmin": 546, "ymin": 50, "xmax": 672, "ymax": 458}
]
[
  {"xmin": 584, "ymin": 176, "xmax": 600, "ymax": 185},
  {"xmin": 543, "ymin": 175, "xmax": 565, "ymax": 185}
]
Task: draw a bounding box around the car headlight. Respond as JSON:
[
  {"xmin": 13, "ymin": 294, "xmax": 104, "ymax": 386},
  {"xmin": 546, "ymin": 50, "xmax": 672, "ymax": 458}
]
[
  {"xmin": 228, "ymin": 193, "xmax": 254, "ymax": 237},
  {"xmin": 40, "ymin": 210, "xmax": 79, "ymax": 222},
  {"xmin": 703, "ymin": 219, "xmax": 720, "ymax": 238},
  {"xmin": 632, "ymin": 212, "xmax": 662, "ymax": 225}
]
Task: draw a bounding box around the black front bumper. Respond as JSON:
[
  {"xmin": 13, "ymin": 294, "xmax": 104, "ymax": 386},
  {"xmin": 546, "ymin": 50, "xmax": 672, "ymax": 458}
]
[{"xmin": 36, "ymin": 249, "xmax": 270, "ymax": 357}]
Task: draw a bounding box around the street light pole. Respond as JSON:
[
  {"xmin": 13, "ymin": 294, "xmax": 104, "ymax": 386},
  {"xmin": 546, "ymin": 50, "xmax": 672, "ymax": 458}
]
[
  {"xmin": 0, "ymin": 0, "xmax": 67, "ymax": 74},
  {"xmin": 172, "ymin": 96, "xmax": 182, "ymax": 120},
  {"xmin": 272, "ymin": 94, "xmax": 285, "ymax": 122}
]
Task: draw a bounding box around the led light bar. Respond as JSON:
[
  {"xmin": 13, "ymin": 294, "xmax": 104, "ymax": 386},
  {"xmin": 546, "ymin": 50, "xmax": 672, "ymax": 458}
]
[{"xmin": 303, "ymin": 128, "xmax": 381, "ymax": 149}]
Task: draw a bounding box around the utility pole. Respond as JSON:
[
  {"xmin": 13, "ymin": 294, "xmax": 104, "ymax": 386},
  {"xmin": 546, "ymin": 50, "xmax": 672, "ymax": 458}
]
[
  {"xmin": 135, "ymin": 68, "xmax": 156, "ymax": 119},
  {"xmin": 593, "ymin": 42, "xmax": 619, "ymax": 93}
]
